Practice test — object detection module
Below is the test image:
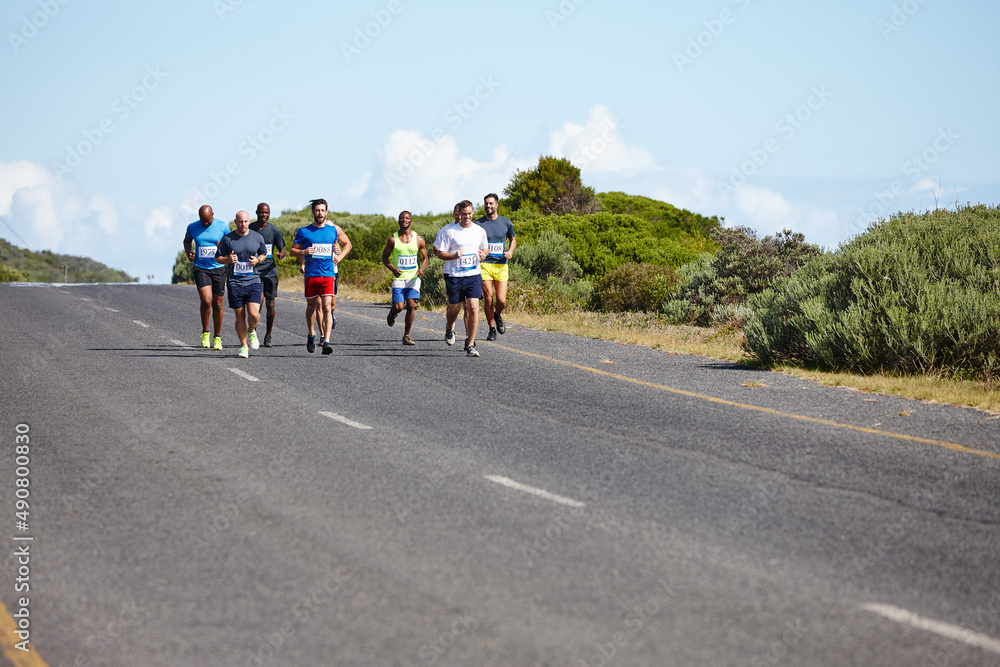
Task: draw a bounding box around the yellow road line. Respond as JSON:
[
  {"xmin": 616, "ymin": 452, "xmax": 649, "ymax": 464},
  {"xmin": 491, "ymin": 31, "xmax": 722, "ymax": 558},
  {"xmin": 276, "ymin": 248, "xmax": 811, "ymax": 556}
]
[
  {"xmin": 292, "ymin": 304, "xmax": 1000, "ymax": 461},
  {"xmin": 0, "ymin": 602, "xmax": 48, "ymax": 667}
]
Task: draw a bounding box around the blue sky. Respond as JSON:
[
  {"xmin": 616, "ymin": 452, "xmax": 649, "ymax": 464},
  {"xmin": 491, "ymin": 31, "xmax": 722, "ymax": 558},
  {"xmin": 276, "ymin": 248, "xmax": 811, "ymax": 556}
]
[{"xmin": 2, "ymin": 0, "xmax": 997, "ymax": 281}]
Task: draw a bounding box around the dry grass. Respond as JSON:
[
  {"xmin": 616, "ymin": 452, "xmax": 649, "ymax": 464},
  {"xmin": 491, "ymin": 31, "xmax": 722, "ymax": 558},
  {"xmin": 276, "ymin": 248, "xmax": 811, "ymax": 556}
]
[{"xmin": 329, "ymin": 283, "xmax": 1000, "ymax": 416}]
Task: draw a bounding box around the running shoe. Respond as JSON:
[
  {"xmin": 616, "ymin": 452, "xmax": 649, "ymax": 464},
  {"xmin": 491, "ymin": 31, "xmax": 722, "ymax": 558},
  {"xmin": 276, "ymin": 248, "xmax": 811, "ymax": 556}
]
[
  {"xmin": 445, "ymin": 329, "xmax": 455, "ymax": 346},
  {"xmin": 495, "ymin": 313, "xmax": 505, "ymax": 334},
  {"xmin": 464, "ymin": 338, "xmax": 471, "ymax": 352},
  {"xmin": 306, "ymin": 335, "xmax": 316, "ymax": 353},
  {"xmin": 402, "ymin": 335, "xmax": 415, "ymax": 346},
  {"xmin": 387, "ymin": 309, "xmax": 396, "ymax": 327},
  {"xmin": 201, "ymin": 331, "xmax": 210, "ymax": 348},
  {"xmin": 331, "ymin": 314, "xmax": 337, "ymax": 330},
  {"xmin": 322, "ymin": 342, "xmax": 333, "ymax": 355},
  {"xmin": 238, "ymin": 346, "xmax": 249, "ymax": 359},
  {"xmin": 263, "ymin": 333, "xmax": 272, "ymax": 347},
  {"xmin": 248, "ymin": 331, "xmax": 259, "ymax": 350},
  {"xmin": 486, "ymin": 327, "xmax": 497, "ymax": 341},
  {"xmin": 466, "ymin": 345, "xmax": 480, "ymax": 357},
  {"xmin": 212, "ymin": 336, "xmax": 223, "ymax": 351}
]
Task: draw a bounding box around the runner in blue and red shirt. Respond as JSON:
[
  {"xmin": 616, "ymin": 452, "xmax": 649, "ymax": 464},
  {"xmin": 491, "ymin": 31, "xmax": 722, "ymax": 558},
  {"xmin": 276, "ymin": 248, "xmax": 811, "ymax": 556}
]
[{"xmin": 290, "ymin": 198, "xmax": 352, "ymax": 356}]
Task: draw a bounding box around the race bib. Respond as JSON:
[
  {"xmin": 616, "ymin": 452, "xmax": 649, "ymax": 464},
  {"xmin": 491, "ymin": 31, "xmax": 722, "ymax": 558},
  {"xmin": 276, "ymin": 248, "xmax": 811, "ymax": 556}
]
[
  {"xmin": 488, "ymin": 242, "xmax": 505, "ymax": 258},
  {"xmin": 197, "ymin": 246, "xmax": 217, "ymax": 259},
  {"xmin": 455, "ymin": 253, "xmax": 479, "ymax": 274},
  {"xmin": 397, "ymin": 254, "xmax": 418, "ymax": 270},
  {"xmin": 233, "ymin": 261, "xmax": 253, "ymax": 276},
  {"xmin": 265, "ymin": 243, "xmax": 273, "ymax": 258},
  {"xmin": 312, "ymin": 243, "xmax": 333, "ymax": 258}
]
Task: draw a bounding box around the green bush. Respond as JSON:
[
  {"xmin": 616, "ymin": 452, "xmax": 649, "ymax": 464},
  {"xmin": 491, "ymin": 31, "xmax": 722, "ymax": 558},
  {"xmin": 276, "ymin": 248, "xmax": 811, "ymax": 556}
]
[
  {"xmin": 590, "ymin": 262, "xmax": 679, "ymax": 313},
  {"xmin": 743, "ymin": 205, "xmax": 1000, "ymax": 381},
  {"xmin": 510, "ymin": 229, "xmax": 582, "ymax": 282},
  {"xmin": 0, "ymin": 261, "xmax": 29, "ymax": 282},
  {"xmin": 669, "ymin": 228, "xmax": 822, "ymax": 325},
  {"xmin": 503, "ymin": 155, "xmax": 599, "ymax": 215}
]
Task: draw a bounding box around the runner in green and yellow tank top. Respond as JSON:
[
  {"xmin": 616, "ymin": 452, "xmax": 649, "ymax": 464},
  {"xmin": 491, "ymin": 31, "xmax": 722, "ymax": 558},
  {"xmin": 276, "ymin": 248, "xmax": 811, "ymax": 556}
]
[{"xmin": 381, "ymin": 211, "xmax": 429, "ymax": 345}]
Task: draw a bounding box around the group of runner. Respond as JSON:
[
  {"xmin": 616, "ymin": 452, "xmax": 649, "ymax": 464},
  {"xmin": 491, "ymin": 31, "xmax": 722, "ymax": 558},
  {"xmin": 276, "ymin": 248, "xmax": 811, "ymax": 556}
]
[{"xmin": 182, "ymin": 193, "xmax": 515, "ymax": 359}]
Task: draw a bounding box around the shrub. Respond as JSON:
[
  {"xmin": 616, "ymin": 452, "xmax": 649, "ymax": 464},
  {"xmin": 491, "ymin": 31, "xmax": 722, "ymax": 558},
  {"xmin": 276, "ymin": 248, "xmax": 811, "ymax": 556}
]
[
  {"xmin": 503, "ymin": 155, "xmax": 599, "ymax": 215},
  {"xmin": 590, "ymin": 262, "xmax": 679, "ymax": 313},
  {"xmin": 510, "ymin": 229, "xmax": 582, "ymax": 282},
  {"xmin": 670, "ymin": 228, "xmax": 822, "ymax": 325},
  {"xmin": 743, "ymin": 205, "xmax": 1000, "ymax": 381}
]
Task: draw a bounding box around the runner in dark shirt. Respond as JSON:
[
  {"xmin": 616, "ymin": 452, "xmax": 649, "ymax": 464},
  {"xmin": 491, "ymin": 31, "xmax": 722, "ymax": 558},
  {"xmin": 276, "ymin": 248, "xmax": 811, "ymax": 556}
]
[
  {"xmin": 215, "ymin": 210, "xmax": 268, "ymax": 358},
  {"xmin": 249, "ymin": 202, "xmax": 286, "ymax": 347}
]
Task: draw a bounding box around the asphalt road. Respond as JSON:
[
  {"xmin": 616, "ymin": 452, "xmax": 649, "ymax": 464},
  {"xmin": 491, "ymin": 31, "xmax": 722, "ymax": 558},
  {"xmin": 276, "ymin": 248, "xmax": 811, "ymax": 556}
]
[{"xmin": 0, "ymin": 282, "xmax": 998, "ymax": 666}]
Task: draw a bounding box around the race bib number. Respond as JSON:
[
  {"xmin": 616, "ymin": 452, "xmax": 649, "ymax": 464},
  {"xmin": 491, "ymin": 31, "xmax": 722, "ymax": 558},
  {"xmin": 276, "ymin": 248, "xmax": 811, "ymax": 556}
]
[
  {"xmin": 397, "ymin": 254, "xmax": 418, "ymax": 270},
  {"xmin": 312, "ymin": 243, "xmax": 333, "ymax": 258},
  {"xmin": 197, "ymin": 246, "xmax": 217, "ymax": 259},
  {"xmin": 488, "ymin": 242, "xmax": 505, "ymax": 258},
  {"xmin": 455, "ymin": 253, "xmax": 479, "ymax": 274},
  {"xmin": 265, "ymin": 244, "xmax": 273, "ymax": 258},
  {"xmin": 233, "ymin": 261, "xmax": 253, "ymax": 276}
]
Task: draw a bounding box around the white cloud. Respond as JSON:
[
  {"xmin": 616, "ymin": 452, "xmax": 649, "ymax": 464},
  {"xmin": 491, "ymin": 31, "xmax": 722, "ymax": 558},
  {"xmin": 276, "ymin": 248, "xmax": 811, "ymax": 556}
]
[
  {"xmin": 0, "ymin": 159, "xmax": 184, "ymax": 281},
  {"xmin": 734, "ymin": 185, "xmax": 792, "ymax": 222},
  {"xmin": 349, "ymin": 129, "xmax": 528, "ymax": 215},
  {"xmin": 549, "ymin": 104, "xmax": 656, "ymax": 175}
]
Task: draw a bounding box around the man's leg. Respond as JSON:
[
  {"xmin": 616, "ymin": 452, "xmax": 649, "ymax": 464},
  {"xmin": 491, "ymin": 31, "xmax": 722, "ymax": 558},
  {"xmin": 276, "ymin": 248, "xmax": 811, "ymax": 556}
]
[
  {"xmin": 403, "ymin": 300, "xmax": 417, "ymax": 337},
  {"xmin": 305, "ymin": 299, "xmax": 317, "ymax": 336},
  {"xmin": 234, "ymin": 305, "xmax": 248, "ymax": 347},
  {"xmin": 246, "ymin": 301, "xmax": 261, "ymax": 344},
  {"xmin": 481, "ymin": 279, "xmax": 496, "ymax": 328},
  {"xmin": 493, "ymin": 280, "xmax": 508, "ymax": 334},
  {"xmin": 463, "ymin": 297, "xmax": 480, "ymax": 346},
  {"xmin": 211, "ymin": 293, "xmax": 224, "ymax": 338},
  {"xmin": 197, "ymin": 285, "xmax": 213, "ymax": 332},
  {"xmin": 264, "ymin": 298, "xmax": 276, "ymax": 336}
]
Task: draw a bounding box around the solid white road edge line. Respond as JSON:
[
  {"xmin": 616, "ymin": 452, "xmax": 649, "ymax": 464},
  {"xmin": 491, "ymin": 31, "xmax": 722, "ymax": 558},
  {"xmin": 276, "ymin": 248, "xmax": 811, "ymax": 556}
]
[
  {"xmin": 228, "ymin": 368, "xmax": 260, "ymax": 382},
  {"xmin": 484, "ymin": 475, "xmax": 586, "ymax": 508},
  {"xmin": 861, "ymin": 603, "xmax": 1000, "ymax": 654},
  {"xmin": 319, "ymin": 411, "xmax": 373, "ymax": 430}
]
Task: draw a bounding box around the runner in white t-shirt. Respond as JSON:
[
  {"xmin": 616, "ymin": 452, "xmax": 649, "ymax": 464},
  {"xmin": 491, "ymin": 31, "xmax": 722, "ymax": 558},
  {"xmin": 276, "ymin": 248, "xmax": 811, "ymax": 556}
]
[{"xmin": 432, "ymin": 200, "xmax": 488, "ymax": 357}]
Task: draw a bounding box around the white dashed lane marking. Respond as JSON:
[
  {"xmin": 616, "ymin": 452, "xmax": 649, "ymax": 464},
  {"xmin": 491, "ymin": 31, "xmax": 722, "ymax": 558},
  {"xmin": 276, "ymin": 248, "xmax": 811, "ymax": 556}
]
[
  {"xmin": 484, "ymin": 475, "xmax": 586, "ymax": 508},
  {"xmin": 319, "ymin": 411, "xmax": 372, "ymax": 430},
  {"xmin": 228, "ymin": 368, "xmax": 260, "ymax": 382},
  {"xmin": 862, "ymin": 603, "xmax": 1000, "ymax": 654}
]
